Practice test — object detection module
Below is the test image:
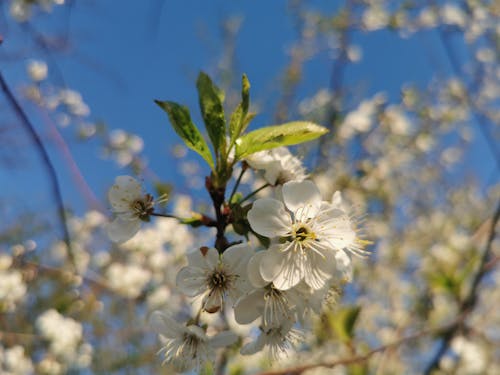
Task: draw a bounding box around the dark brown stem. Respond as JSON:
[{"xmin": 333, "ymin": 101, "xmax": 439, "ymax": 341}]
[{"xmin": 206, "ymin": 176, "xmax": 230, "ymax": 252}]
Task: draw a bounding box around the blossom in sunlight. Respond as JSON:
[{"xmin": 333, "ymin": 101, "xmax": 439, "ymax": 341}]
[
  {"xmin": 234, "ymin": 251, "xmax": 298, "ymax": 327},
  {"xmin": 26, "ymin": 59, "xmax": 48, "ymax": 82},
  {"xmin": 0, "ymin": 255, "xmax": 27, "ymax": 312},
  {"xmin": 107, "ymin": 175, "xmax": 165, "ymax": 243},
  {"xmin": 176, "ymin": 244, "xmax": 252, "ymax": 313},
  {"xmin": 36, "ymin": 309, "xmax": 83, "ymax": 362},
  {"xmin": 245, "ymin": 146, "xmax": 307, "ymax": 185},
  {"xmin": 151, "ymin": 311, "xmax": 237, "ymax": 372},
  {"xmin": 247, "ymin": 180, "xmax": 367, "ymax": 290},
  {"xmin": 240, "ymin": 319, "xmax": 303, "ymax": 359},
  {"xmin": 105, "ymin": 263, "xmax": 152, "ymax": 299},
  {"xmin": 0, "ymin": 345, "xmax": 34, "ymax": 375}
]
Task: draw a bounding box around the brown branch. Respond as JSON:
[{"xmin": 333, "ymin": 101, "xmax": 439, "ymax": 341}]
[{"xmin": 0, "ymin": 71, "xmax": 76, "ymax": 270}]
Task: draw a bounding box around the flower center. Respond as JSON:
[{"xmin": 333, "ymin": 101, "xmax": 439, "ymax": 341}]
[
  {"xmin": 292, "ymin": 224, "xmax": 315, "ymax": 242},
  {"xmin": 207, "ymin": 269, "xmax": 234, "ymax": 290},
  {"xmin": 130, "ymin": 194, "xmax": 154, "ymax": 220}
]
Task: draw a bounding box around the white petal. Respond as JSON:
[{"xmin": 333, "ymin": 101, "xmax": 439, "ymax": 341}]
[
  {"xmin": 202, "ymin": 290, "xmax": 223, "ymax": 313},
  {"xmin": 271, "ymin": 248, "xmax": 303, "ymax": 290},
  {"xmin": 321, "ymin": 213, "xmax": 356, "ymax": 250},
  {"xmin": 210, "ymin": 331, "xmax": 238, "ymax": 348},
  {"xmin": 240, "ymin": 335, "xmax": 266, "ymax": 356},
  {"xmin": 335, "ymin": 250, "xmax": 353, "ymax": 282},
  {"xmin": 282, "ymin": 180, "xmax": 321, "ymax": 218},
  {"xmin": 222, "ymin": 243, "xmax": 253, "ymax": 275},
  {"xmin": 176, "ymin": 266, "xmax": 207, "ymax": 296},
  {"xmin": 331, "ymin": 191, "xmax": 342, "ymax": 208},
  {"xmin": 260, "ymin": 245, "xmax": 287, "ymax": 284},
  {"xmin": 186, "ymin": 325, "xmax": 208, "ymax": 340},
  {"xmin": 107, "ymin": 217, "xmax": 140, "ymax": 243},
  {"xmin": 150, "ymin": 311, "xmax": 184, "ymax": 338},
  {"xmin": 247, "ymin": 252, "xmax": 268, "ymax": 288},
  {"xmin": 186, "ymin": 247, "xmax": 219, "ymax": 269},
  {"xmin": 261, "ymin": 160, "xmax": 282, "ymax": 185},
  {"xmin": 234, "ymin": 289, "xmax": 266, "ymax": 324},
  {"xmin": 247, "ymin": 198, "xmax": 291, "ymax": 238},
  {"xmin": 108, "ymin": 176, "xmax": 142, "ymax": 211},
  {"xmin": 303, "ymin": 248, "xmax": 335, "ymax": 290}
]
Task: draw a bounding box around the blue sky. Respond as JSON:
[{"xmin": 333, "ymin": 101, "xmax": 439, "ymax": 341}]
[{"xmin": 0, "ymin": 1, "xmax": 497, "ymax": 228}]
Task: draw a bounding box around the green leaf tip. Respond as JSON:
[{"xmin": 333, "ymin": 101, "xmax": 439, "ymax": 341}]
[
  {"xmin": 196, "ymin": 72, "xmax": 226, "ymax": 157},
  {"xmin": 155, "ymin": 99, "xmax": 214, "ymax": 169}
]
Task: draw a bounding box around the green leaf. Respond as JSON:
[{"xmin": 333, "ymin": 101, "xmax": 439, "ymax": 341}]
[
  {"xmin": 155, "ymin": 100, "xmax": 214, "ymax": 169},
  {"xmin": 235, "ymin": 121, "xmax": 328, "ymax": 158},
  {"xmin": 331, "ymin": 306, "xmax": 361, "ymax": 343},
  {"xmin": 196, "ymin": 72, "xmax": 226, "ymax": 157},
  {"xmin": 229, "ymin": 74, "xmax": 250, "ymax": 142}
]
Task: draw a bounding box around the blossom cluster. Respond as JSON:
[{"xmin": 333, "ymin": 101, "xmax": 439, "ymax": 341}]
[{"xmin": 107, "ymin": 146, "xmax": 368, "ymax": 371}]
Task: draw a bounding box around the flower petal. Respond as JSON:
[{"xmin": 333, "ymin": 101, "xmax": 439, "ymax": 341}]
[
  {"xmin": 210, "ymin": 331, "xmax": 238, "ymax": 348},
  {"xmin": 222, "ymin": 243, "xmax": 253, "ymax": 275},
  {"xmin": 282, "ymin": 180, "xmax": 321, "ymax": 219},
  {"xmin": 331, "ymin": 190, "xmax": 342, "ymax": 208},
  {"xmin": 186, "ymin": 247, "xmax": 219, "ymax": 269},
  {"xmin": 202, "ymin": 289, "xmax": 223, "ymax": 313},
  {"xmin": 108, "ymin": 176, "xmax": 142, "ymax": 211},
  {"xmin": 335, "ymin": 250, "xmax": 353, "ymax": 282},
  {"xmin": 240, "ymin": 335, "xmax": 266, "ymax": 356},
  {"xmin": 176, "ymin": 266, "xmax": 207, "ymax": 296},
  {"xmin": 260, "ymin": 245, "xmax": 287, "ymax": 284},
  {"xmin": 107, "ymin": 217, "xmax": 140, "ymax": 243},
  {"xmin": 234, "ymin": 289, "xmax": 266, "ymax": 324},
  {"xmin": 247, "ymin": 252, "xmax": 268, "ymax": 288},
  {"xmin": 247, "ymin": 198, "xmax": 291, "ymax": 238},
  {"xmin": 303, "ymin": 247, "xmax": 335, "ymax": 290},
  {"xmin": 150, "ymin": 311, "xmax": 184, "ymax": 338},
  {"xmin": 271, "ymin": 247, "xmax": 303, "ymax": 290}
]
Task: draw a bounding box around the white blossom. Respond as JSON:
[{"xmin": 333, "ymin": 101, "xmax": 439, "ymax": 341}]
[
  {"xmin": 36, "ymin": 309, "xmax": 83, "ymax": 362},
  {"xmin": 0, "ymin": 345, "xmax": 34, "ymax": 375},
  {"xmin": 0, "ymin": 256, "xmax": 26, "ymax": 312},
  {"xmin": 26, "ymin": 59, "xmax": 48, "ymax": 81},
  {"xmin": 106, "ymin": 263, "xmax": 151, "ymax": 298},
  {"xmin": 234, "ymin": 251, "xmax": 299, "ymax": 326},
  {"xmin": 247, "ymin": 180, "xmax": 366, "ymax": 290},
  {"xmin": 240, "ymin": 319, "xmax": 303, "ymax": 359},
  {"xmin": 107, "ymin": 175, "xmax": 158, "ymax": 243},
  {"xmin": 245, "ymin": 147, "xmax": 307, "ymax": 185},
  {"xmin": 151, "ymin": 311, "xmax": 237, "ymax": 372},
  {"xmin": 176, "ymin": 244, "xmax": 252, "ymax": 313}
]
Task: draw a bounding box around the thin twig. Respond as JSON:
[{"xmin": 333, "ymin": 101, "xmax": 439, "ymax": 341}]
[
  {"xmin": 229, "ymin": 163, "xmax": 247, "ymax": 203},
  {"xmin": 240, "ymin": 183, "xmax": 270, "ymax": 203},
  {"xmin": 0, "ymin": 71, "xmax": 76, "ymax": 270}
]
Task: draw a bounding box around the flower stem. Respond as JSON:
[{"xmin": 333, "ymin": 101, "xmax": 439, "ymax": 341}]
[
  {"xmin": 240, "ymin": 183, "xmax": 271, "ymax": 203},
  {"xmin": 228, "ymin": 162, "xmax": 248, "ymax": 203}
]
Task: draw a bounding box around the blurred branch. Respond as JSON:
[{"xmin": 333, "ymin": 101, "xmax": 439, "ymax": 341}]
[
  {"xmin": 0, "ymin": 71, "xmax": 76, "ymax": 270},
  {"xmin": 423, "ymin": 200, "xmax": 500, "ymax": 374},
  {"xmin": 255, "ymin": 320, "xmax": 457, "ymax": 375}
]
